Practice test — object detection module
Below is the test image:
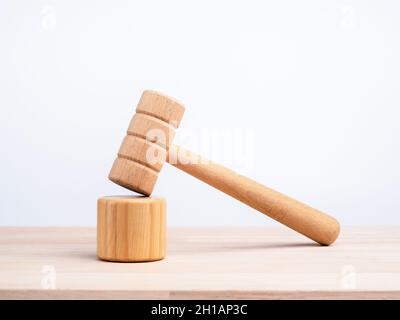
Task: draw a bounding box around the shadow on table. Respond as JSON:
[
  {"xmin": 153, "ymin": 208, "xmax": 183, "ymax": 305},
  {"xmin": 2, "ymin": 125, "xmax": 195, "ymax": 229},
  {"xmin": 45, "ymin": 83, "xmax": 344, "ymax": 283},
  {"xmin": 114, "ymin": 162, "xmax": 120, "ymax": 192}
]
[
  {"xmin": 168, "ymin": 241, "xmax": 321, "ymax": 255},
  {"xmin": 65, "ymin": 241, "xmax": 321, "ymax": 263}
]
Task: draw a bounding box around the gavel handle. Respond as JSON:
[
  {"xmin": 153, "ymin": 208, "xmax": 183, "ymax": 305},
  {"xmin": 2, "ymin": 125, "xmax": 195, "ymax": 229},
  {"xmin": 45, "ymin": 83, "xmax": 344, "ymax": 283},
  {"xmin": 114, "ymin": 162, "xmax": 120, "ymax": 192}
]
[{"xmin": 167, "ymin": 145, "xmax": 340, "ymax": 245}]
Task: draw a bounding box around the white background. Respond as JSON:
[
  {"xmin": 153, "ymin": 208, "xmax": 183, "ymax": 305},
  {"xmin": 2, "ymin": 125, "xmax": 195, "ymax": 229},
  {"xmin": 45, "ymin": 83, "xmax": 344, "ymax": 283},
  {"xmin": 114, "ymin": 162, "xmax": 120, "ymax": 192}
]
[{"xmin": 0, "ymin": 1, "xmax": 399, "ymax": 226}]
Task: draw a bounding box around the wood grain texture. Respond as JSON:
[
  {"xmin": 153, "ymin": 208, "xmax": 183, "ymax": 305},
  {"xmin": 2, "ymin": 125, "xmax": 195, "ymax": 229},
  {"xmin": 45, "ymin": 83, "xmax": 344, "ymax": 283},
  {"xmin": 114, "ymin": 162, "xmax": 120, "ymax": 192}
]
[
  {"xmin": 169, "ymin": 145, "xmax": 340, "ymax": 246},
  {"xmin": 97, "ymin": 196, "xmax": 166, "ymax": 262},
  {"xmin": 0, "ymin": 227, "xmax": 399, "ymax": 299}
]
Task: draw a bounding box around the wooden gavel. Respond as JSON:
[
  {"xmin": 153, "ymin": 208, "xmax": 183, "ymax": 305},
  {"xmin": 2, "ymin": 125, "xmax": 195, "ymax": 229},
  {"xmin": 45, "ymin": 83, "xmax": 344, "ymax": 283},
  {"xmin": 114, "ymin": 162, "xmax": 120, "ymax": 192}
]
[{"xmin": 109, "ymin": 90, "xmax": 340, "ymax": 245}]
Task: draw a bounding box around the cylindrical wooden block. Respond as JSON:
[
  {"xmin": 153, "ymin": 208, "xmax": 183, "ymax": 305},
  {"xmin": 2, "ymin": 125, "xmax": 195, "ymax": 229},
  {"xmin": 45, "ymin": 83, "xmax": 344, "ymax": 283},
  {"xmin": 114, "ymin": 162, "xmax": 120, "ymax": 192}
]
[{"xmin": 97, "ymin": 196, "xmax": 166, "ymax": 262}]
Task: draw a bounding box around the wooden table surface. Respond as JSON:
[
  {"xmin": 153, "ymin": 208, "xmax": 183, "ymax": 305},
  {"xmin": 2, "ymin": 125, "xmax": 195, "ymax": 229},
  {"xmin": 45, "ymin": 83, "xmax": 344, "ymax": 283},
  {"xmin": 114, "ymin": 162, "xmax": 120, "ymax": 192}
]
[{"xmin": 0, "ymin": 227, "xmax": 399, "ymax": 299}]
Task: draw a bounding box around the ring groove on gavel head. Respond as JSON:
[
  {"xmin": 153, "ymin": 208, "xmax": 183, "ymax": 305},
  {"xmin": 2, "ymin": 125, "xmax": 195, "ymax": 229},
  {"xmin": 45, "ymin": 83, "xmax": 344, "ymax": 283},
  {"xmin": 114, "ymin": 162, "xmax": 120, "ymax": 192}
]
[{"xmin": 109, "ymin": 90, "xmax": 185, "ymax": 195}]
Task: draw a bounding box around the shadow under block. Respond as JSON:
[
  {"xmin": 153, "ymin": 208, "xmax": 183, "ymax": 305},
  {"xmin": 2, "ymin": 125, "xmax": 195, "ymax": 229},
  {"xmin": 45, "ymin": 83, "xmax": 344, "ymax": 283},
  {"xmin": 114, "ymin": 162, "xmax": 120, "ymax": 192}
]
[{"xmin": 97, "ymin": 196, "xmax": 166, "ymax": 262}]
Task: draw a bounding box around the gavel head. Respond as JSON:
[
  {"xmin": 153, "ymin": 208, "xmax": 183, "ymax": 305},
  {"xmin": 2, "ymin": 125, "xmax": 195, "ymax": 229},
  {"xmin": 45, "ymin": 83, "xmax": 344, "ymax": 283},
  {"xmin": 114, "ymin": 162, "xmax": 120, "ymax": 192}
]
[{"xmin": 109, "ymin": 90, "xmax": 185, "ymax": 195}]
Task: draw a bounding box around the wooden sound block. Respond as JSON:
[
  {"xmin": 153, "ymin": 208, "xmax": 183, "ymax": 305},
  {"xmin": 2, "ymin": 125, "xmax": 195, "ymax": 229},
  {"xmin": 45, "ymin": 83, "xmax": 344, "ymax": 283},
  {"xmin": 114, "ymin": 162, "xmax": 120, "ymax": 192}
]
[{"xmin": 97, "ymin": 196, "xmax": 166, "ymax": 262}]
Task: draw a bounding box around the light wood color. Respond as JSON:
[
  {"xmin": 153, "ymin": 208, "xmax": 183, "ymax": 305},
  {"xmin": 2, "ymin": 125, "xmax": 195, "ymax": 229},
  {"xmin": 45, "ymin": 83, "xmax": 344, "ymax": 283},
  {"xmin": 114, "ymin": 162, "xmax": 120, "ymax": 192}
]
[
  {"xmin": 108, "ymin": 90, "xmax": 339, "ymax": 245},
  {"xmin": 109, "ymin": 90, "xmax": 185, "ymax": 195},
  {"xmin": 0, "ymin": 227, "xmax": 399, "ymax": 299},
  {"xmin": 169, "ymin": 146, "xmax": 340, "ymax": 246},
  {"xmin": 97, "ymin": 196, "xmax": 166, "ymax": 262}
]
